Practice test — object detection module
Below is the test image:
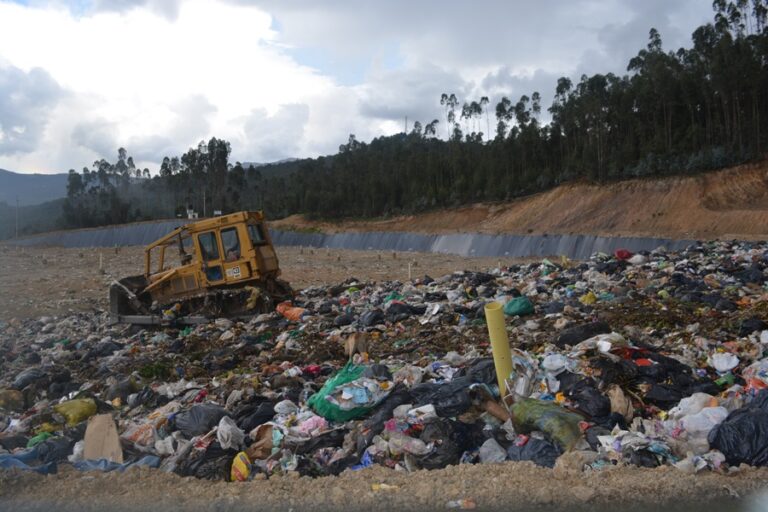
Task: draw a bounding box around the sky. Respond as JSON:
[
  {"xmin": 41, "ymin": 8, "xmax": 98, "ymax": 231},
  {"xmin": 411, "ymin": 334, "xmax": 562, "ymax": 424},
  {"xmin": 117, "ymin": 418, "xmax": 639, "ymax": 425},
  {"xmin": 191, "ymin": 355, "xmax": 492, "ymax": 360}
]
[{"xmin": 0, "ymin": 0, "xmax": 715, "ymax": 174}]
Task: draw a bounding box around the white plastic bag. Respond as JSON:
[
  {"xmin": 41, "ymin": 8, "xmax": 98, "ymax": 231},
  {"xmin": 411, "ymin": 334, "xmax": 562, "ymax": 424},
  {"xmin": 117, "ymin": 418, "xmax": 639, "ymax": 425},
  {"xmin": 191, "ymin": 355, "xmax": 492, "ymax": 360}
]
[{"xmin": 216, "ymin": 416, "xmax": 245, "ymax": 450}]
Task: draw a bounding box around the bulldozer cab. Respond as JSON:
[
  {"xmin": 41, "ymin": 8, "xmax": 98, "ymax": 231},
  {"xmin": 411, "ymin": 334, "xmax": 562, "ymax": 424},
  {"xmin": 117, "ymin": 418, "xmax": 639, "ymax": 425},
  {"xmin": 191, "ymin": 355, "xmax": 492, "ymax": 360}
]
[
  {"xmin": 110, "ymin": 211, "xmax": 290, "ymax": 325},
  {"xmin": 144, "ymin": 212, "xmax": 279, "ymax": 289}
]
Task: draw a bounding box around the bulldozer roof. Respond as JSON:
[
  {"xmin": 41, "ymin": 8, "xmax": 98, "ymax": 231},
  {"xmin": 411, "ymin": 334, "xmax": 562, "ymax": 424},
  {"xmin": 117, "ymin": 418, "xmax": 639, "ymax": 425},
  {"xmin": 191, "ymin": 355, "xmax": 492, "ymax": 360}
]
[{"xmin": 147, "ymin": 211, "xmax": 267, "ymax": 250}]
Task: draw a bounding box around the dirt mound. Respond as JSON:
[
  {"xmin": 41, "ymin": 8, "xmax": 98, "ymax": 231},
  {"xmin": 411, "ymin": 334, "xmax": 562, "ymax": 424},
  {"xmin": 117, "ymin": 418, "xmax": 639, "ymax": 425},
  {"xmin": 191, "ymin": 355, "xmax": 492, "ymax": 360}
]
[{"xmin": 272, "ymin": 162, "xmax": 768, "ymax": 240}]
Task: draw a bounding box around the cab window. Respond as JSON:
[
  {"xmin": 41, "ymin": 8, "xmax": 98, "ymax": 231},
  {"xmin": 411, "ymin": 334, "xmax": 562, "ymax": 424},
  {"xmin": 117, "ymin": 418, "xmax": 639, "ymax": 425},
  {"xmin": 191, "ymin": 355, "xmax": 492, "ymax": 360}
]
[
  {"xmin": 198, "ymin": 232, "xmax": 220, "ymax": 261},
  {"xmin": 248, "ymin": 224, "xmax": 267, "ymax": 246},
  {"xmin": 221, "ymin": 228, "xmax": 241, "ymax": 261}
]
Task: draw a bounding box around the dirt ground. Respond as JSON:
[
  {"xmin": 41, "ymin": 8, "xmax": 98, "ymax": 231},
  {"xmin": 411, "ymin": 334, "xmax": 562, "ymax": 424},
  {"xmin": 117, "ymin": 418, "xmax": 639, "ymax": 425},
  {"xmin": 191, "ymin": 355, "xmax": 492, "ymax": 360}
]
[
  {"xmin": 272, "ymin": 162, "xmax": 768, "ymax": 241},
  {"xmin": 0, "ymin": 244, "xmax": 513, "ymax": 322},
  {"xmin": 1, "ymin": 458, "xmax": 768, "ymax": 512}
]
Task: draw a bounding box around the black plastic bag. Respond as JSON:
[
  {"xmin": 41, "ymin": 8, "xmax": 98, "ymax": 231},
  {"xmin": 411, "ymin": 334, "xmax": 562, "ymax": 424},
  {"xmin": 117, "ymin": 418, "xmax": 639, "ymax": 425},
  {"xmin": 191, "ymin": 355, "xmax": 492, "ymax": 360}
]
[
  {"xmin": 36, "ymin": 437, "xmax": 75, "ymax": 463},
  {"xmin": 363, "ymin": 364, "xmax": 393, "ymax": 381},
  {"xmin": 359, "ymin": 309, "xmax": 385, "ymax": 327},
  {"xmin": 541, "ymin": 301, "xmax": 565, "ymax": 314},
  {"xmin": 464, "ymin": 358, "xmax": 497, "ymax": 388},
  {"xmin": 708, "ymin": 390, "xmax": 768, "ymax": 466},
  {"xmin": 385, "ymin": 303, "xmax": 412, "ymax": 322},
  {"xmin": 234, "ymin": 399, "xmax": 275, "ymax": 433},
  {"xmin": 735, "ymin": 265, "xmax": 765, "ymax": 285},
  {"xmin": 292, "ymin": 429, "xmax": 346, "ymax": 455},
  {"xmin": 417, "ymin": 419, "xmax": 461, "ymax": 469},
  {"xmin": 629, "ymin": 449, "xmax": 660, "ymax": 468},
  {"xmin": 333, "ymin": 313, "xmax": 354, "ymax": 327},
  {"xmin": 643, "ymin": 383, "xmax": 683, "ymax": 409},
  {"xmin": 12, "ymin": 367, "xmax": 46, "ymax": 390},
  {"xmin": 568, "ymin": 380, "xmax": 611, "ymax": 418},
  {"xmin": 555, "ymin": 322, "xmax": 611, "ymax": 348},
  {"xmin": 739, "ymin": 317, "xmax": 768, "ymax": 337},
  {"xmin": 177, "ymin": 443, "xmax": 234, "ymax": 481},
  {"xmin": 173, "ymin": 404, "xmax": 228, "ymax": 438},
  {"xmin": 506, "ymin": 438, "xmax": 561, "ymax": 468},
  {"xmin": 411, "ymin": 377, "xmax": 472, "ymax": 417}
]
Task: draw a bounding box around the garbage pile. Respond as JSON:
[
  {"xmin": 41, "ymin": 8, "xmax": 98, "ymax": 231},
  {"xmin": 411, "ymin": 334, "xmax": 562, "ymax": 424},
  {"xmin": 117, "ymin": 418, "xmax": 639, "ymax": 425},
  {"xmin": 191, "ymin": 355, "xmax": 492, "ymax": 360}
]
[{"xmin": 2, "ymin": 240, "xmax": 768, "ymax": 481}]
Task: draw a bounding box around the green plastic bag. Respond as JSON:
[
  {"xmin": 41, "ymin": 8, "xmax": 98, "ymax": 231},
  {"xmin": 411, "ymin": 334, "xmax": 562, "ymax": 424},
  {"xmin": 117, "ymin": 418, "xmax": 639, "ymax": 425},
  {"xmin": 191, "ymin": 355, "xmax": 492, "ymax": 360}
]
[
  {"xmin": 54, "ymin": 398, "xmax": 97, "ymax": 426},
  {"xmin": 308, "ymin": 362, "xmax": 373, "ymax": 422},
  {"xmin": 504, "ymin": 296, "xmax": 534, "ymax": 316},
  {"xmin": 510, "ymin": 398, "xmax": 583, "ymax": 451},
  {"xmin": 26, "ymin": 432, "xmax": 53, "ymax": 448}
]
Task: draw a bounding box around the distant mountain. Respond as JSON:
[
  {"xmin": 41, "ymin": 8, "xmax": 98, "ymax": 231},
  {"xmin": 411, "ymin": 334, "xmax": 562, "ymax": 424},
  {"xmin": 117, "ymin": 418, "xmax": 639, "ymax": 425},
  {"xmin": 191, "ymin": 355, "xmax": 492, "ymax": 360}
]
[
  {"xmin": 239, "ymin": 158, "xmax": 298, "ymax": 168},
  {"xmin": 0, "ymin": 169, "xmax": 69, "ymax": 206}
]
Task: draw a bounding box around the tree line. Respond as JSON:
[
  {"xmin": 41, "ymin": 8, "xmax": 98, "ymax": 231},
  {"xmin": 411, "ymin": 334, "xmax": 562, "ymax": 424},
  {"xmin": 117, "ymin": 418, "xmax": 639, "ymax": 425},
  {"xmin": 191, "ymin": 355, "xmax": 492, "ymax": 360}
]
[{"xmin": 62, "ymin": 0, "xmax": 768, "ymax": 226}]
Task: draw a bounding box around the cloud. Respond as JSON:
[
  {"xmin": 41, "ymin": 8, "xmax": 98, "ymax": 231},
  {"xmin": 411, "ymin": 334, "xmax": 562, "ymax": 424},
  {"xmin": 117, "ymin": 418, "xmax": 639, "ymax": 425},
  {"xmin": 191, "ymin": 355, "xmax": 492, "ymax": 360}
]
[
  {"xmin": 0, "ymin": 0, "xmax": 715, "ymax": 173},
  {"xmin": 71, "ymin": 118, "xmax": 118, "ymax": 158},
  {"xmin": 481, "ymin": 67, "xmax": 561, "ymax": 103},
  {"xmin": 90, "ymin": 0, "xmax": 181, "ymax": 19},
  {"xmin": 0, "ymin": 64, "xmax": 63, "ymax": 155},
  {"xmin": 241, "ymin": 103, "xmax": 309, "ymax": 162},
  {"xmin": 357, "ymin": 63, "xmax": 471, "ymax": 125}
]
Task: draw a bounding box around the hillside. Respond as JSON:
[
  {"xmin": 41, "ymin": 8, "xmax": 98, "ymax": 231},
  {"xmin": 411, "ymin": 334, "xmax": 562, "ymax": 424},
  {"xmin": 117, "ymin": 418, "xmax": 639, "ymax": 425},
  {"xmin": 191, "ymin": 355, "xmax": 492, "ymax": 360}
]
[
  {"xmin": 272, "ymin": 162, "xmax": 768, "ymax": 240},
  {"xmin": 0, "ymin": 168, "xmax": 68, "ymax": 206}
]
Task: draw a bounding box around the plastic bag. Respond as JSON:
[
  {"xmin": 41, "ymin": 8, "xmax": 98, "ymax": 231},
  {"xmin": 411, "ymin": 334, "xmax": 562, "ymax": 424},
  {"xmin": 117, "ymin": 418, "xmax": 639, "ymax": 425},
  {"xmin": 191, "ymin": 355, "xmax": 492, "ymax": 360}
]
[
  {"xmin": 73, "ymin": 455, "xmax": 160, "ymax": 473},
  {"xmin": 668, "ymin": 393, "xmax": 718, "ymax": 420},
  {"xmin": 386, "ymin": 431, "xmax": 430, "ymax": 456},
  {"xmin": 325, "ymin": 377, "xmax": 393, "ymax": 411},
  {"xmin": 417, "ymin": 419, "xmax": 461, "ymax": 469},
  {"xmin": 510, "ymin": 398, "xmax": 583, "ymax": 451},
  {"xmin": 708, "ymin": 390, "xmax": 768, "ymax": 466},
  {"xmin": 680, "ymin": 406, "xmax": 728, "ymax": 455},
  {"xmin": 217, "ymin": 416, "xmax": 245, "ymax": 450},
  {"xmin": 503, "ymin": 297, "xmax": 534, "ymax": 317},
  {"xmin": 276, "ymin": 301, "xmax": 307, "ymax": 322},
  {"xmin": 479, "ymin": 438, "xmax": 507, "ymax": 464},
  {"xmin": 36, "ymin": 437, "xmax": 75, "ymax": 463},
  {"xmin": 507, "ymin": 437, "xmax": 561, "ymax": 467},
  {"xmin": 122, "ymin": 422, "xmax": 157, "ymax": 446},
  {"xmin": 410, "ymin": 378, "xmax": 473, "ymax": 418},
  {"xmin": 26, "ymin": 432, "xmax": 53, "ymax": 448},
  {"xmin": 308, "ymin": 362, "xmax": 373, "ymax": 422},
  {"xmin": 568, "ymin": 381, "xmax": 610, "ymax": 418},
  {"xmin": 174, "ymin": 404, "xmax": 228, "ymax": 437},
  {"xmin": 0, "ymin": 456, "xmax": 56, "ymax": 474},
  {"xmin": 67, "ymin": 440, "xmax": 84, "ymax": 463},
  {"xmin": 54, "ymin": 398, "xmax": 97, "ymax": 426},
  {"xmin": 555, "ymin": 322, "xmax": 611, "ymax": 348},
  {"xmin": 12, "ymin": 368, "xmax": 46, "ymax": 390},
  {"xmin": 233, "ymin": 399, "xmax": 275, "ymax": 432}
]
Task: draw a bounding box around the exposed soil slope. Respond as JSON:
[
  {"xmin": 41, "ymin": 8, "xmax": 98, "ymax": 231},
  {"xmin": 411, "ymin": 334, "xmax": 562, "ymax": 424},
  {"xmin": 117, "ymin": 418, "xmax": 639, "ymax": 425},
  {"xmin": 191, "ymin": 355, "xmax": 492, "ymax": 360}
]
[{"xmin": 272, "ymin": 162, "xmax": 768, "ymax": 240}]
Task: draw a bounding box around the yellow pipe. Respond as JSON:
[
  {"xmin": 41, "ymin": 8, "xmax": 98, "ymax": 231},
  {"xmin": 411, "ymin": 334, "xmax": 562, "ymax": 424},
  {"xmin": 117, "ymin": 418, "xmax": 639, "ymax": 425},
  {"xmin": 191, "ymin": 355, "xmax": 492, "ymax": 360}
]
[{"xmin": 484, "ymin": 302, "xmax": 513, "ymax": 395}]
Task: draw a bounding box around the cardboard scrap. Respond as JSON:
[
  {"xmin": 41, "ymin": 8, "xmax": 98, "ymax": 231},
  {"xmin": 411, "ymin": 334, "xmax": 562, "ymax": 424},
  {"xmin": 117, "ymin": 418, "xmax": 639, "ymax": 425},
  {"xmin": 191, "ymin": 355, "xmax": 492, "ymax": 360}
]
[{"xmin": 83, "ymin": 413, "xmax": 124, "ymax": 463}]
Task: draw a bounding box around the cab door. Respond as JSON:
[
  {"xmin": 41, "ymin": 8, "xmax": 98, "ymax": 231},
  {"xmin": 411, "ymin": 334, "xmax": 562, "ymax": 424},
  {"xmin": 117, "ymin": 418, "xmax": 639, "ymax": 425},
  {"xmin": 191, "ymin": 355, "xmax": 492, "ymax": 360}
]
[
  {"xmin": 219, "ymin": 226, "xmax": 251, "ymax": 284},
  {"xmin": 196, "ymin": 231, "xmax": 225, "ymax": 285}
]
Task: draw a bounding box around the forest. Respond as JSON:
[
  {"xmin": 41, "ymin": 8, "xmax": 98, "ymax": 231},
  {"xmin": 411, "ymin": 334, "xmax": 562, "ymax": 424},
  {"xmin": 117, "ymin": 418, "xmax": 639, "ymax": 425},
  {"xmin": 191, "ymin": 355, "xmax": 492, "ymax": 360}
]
[{"xmin": 60, "ymin": 0, "xmax": 768, "ymax": 227}]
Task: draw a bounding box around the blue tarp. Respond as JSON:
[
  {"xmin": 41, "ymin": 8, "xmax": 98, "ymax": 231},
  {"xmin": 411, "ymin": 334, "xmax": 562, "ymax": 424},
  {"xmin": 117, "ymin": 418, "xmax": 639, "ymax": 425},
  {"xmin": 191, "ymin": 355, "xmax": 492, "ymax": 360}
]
[{"xmin": 4, "ymin": 219, "xmax": 694, "ymax": 260}]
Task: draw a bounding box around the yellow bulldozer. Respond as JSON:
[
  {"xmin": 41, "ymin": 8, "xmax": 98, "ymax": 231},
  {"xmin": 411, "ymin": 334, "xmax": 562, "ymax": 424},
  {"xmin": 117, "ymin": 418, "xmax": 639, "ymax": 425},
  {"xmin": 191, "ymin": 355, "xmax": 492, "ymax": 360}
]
[{"xmin": 109, "ymin": 211, "xmax": 292, "ymax": 325}]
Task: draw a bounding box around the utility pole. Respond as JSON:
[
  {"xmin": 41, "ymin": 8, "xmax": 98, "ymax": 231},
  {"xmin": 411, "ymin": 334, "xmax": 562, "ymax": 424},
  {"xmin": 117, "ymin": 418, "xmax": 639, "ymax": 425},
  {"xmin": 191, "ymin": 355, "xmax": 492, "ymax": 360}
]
[{"xmin": 15, "ymin": 195, "xmax": 19, "ymax": 239}]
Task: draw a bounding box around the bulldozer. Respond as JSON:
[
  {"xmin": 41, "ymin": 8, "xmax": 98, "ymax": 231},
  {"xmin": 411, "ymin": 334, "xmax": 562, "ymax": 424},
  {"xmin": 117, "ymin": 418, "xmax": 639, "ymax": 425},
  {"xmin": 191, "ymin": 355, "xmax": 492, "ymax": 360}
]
[{"xmin": 109, "ymin": 211, "xmax": 292, "ymax": 325}]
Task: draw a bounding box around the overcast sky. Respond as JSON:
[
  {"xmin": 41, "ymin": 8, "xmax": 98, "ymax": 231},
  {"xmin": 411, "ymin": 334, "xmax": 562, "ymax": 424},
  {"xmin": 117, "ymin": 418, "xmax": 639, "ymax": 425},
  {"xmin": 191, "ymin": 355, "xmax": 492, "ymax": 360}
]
[{"xmin": 0, "ymin": 0, "xmax": 714, "ymax": 174}]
